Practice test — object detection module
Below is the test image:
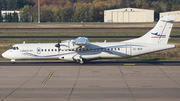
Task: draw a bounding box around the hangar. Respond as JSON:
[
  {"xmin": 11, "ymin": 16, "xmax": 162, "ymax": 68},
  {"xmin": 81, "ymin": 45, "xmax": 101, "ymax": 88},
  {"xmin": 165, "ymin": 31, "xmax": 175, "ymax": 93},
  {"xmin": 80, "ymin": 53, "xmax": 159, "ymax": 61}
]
[
  {"xmin": 104, "ymin": 8, "xmax": 154, "ymax": 23},
  {"xmin": 160, "ymin": 11, "xmax": 180, "ymax": 22}
]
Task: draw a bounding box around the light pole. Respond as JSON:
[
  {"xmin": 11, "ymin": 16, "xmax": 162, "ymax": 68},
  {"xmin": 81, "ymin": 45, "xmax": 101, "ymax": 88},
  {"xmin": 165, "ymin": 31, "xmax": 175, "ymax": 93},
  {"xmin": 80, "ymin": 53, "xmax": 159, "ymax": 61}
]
[{"xmin": 38, "ymin": 0, "xmax": 40, "ymax": 23}]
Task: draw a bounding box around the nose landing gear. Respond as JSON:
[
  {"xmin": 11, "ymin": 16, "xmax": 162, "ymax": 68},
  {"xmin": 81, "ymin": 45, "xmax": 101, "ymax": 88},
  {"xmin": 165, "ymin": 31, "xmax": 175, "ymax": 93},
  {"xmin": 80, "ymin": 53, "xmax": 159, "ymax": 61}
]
[{"xmin": 11, "ymin": 59, "xmax": 15, "ymax": 64}]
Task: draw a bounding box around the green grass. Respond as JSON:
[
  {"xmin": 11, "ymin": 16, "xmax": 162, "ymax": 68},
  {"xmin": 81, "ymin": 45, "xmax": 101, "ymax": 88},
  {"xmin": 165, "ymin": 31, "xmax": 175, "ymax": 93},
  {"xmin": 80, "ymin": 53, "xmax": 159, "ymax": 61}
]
[{"xmin": 0, "ymin": 28, "xmax": 180, "ymax": 36}]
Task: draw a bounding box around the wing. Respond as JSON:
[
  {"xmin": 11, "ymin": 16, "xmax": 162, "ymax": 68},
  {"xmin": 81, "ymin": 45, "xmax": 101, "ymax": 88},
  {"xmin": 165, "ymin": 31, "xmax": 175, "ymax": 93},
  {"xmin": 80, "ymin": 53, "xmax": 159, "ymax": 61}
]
[{"xmin": 72, "ymin": 37, "xmax": 90, "ymax": 46}]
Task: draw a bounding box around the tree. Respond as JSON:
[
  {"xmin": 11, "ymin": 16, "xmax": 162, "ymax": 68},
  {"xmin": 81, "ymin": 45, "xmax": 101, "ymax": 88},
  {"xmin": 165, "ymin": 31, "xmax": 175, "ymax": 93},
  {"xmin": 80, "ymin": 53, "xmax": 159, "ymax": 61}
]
[
  {"xmin": 1, "ymin": 0, "xmax": 34, "ymax": 10},
  {"xmin": 20, "ymin": 5, "xmax": 31, "ymax": 22},
  {"xmin": 120, "ymin": 0, "xmax": 130, "ymax": 8},
  {"xmin": 54, "ymin": 7, "xmax": 64, "ymax": 22},
  {"xmin": 171, "ymin": 4, "xmax": 180, "ymax": 11},
  {"xmin": 141, "ymin": 2, "xmax": 149, "ymax": 9},
  {"xmin": 93, "ymin": 1, "xmax": 106, "ymax": 22},
  {"xmin": 0, "ymin": 10, "xmax": 2, "ymax": 22},
  {"xmin": 8, "ymin": 13, "xmax": 12, "ymax": 22},
  {"xmin": 71, "ymin": 3, "xmax": 93, "ymax": 22},
  {"xmin": 7, "ymin": 0, "xmax": 17, "ymax": 10},
  {"xmin": 64, "ymin": 6, "xmax": 74, "ymax": 22},
  {"xmin": 12, "ymin": 11, "xmax": 19, "ymax": 22},
  {"xmin": 0, "ymin": 0, "xmax": 7, "ymax": 10},
  {"xmin": 40, "ymin": 4, "xmax": 53, "ymax": 22},
  {"xmin": 134, "ymin": 0, "xmax": 142, "ymax": 8}
]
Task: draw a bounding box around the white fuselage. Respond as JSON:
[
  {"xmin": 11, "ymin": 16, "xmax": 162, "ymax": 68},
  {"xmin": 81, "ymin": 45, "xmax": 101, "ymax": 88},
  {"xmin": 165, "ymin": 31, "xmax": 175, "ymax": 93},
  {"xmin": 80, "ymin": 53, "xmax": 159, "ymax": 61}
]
[{"xmin": 2, "ymin": 41, "xmax": 175, "ymax": 62}]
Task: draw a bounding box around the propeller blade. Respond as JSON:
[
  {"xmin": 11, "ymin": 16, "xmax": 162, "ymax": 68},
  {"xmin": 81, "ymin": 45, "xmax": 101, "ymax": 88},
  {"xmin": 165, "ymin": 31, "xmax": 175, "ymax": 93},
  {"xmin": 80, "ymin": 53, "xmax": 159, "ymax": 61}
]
[{"xmin": 55, "ymin": 39, "xmax": 61, "ymax": 53}]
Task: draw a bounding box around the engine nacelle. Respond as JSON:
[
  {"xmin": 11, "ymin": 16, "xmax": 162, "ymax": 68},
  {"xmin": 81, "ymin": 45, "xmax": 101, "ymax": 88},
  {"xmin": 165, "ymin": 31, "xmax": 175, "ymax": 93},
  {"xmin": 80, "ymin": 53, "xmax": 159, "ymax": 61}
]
[{"xmin": 59, "ymin": 55, "xmax": 74, "ymax": 61}]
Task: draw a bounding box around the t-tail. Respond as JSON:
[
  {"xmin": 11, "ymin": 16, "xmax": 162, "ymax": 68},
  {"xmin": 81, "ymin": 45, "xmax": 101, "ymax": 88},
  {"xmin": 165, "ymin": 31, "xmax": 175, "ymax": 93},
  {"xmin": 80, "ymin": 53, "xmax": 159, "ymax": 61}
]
[{"xmin": 124, "ymin": 15, "xmax": 175, "ymax": 44}]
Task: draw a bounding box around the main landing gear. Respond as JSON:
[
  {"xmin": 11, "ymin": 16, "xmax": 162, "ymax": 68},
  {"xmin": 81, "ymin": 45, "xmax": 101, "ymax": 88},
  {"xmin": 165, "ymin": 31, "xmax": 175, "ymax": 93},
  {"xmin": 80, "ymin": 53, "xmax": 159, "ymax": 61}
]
[{"xmin": 76, "ymin": 59, "xmax": 84, "ymax": 64}]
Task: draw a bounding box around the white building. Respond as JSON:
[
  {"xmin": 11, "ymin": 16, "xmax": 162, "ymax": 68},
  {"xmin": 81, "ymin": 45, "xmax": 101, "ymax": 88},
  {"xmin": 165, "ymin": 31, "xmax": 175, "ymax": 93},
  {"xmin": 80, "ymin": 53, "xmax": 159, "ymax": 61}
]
[
  {"xmin": 160, "ymin": 11, "xmax": 180, "ymax": 22},
  {"xmin": 104, "ymin": 8, "xmax": 154, "ymax": 23},
  {"xmin": 1, "ymin": 10, "xmax": 21, "ymax": 22}
]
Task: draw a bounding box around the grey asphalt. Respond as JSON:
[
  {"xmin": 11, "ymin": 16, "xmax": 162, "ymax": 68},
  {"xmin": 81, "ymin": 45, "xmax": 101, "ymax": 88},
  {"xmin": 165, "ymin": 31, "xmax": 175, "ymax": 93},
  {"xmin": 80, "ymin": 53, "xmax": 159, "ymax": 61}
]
[
  {"xmin": 0, "ymin": 61, "xmax": 180, "ymax": 101},
  {"xmin": 1, "ymin": 35, "xmax": 180, "ymax": 39},
  {"xmin": 0, "ymin": 60, "xmax": 180, "ymax": 66}
]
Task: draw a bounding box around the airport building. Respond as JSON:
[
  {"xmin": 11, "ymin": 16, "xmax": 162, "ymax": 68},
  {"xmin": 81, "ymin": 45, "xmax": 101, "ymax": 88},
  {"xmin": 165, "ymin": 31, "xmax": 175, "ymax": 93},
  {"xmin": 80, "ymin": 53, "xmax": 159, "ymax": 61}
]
[
  {"xmin": 160, "ymin": 11, "xmax": 180, "ymax": 22},
  {"xmin": 104, "ymin": 8, "xmax": 154, "ymax": 23},
  {"xmin": 1, "ymin": 10, "xmax": 21, "ymax": 22}
]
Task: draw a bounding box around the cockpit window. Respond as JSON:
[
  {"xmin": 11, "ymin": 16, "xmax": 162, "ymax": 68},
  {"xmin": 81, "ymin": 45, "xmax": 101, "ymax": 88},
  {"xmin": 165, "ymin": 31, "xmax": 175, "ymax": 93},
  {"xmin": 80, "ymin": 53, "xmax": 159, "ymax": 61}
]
[{"xmin": 10, "ymin": 47, "xmax": 19, "ymax": 50}]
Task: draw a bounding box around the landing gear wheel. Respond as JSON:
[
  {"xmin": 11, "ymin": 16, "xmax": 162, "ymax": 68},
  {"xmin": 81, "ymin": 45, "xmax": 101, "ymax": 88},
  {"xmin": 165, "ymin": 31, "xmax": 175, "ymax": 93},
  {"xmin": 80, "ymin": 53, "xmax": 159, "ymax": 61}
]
[
  {"xmin": 11, "ymin": 62, "xmax": 15, "ymax": 64},
  {"xmin": 11, "ymin": 59, "xmax": 15, "ymax": 64},
  {"xmin": 80, "ymin": 60, "xmax": 84, "ymax": 64}
]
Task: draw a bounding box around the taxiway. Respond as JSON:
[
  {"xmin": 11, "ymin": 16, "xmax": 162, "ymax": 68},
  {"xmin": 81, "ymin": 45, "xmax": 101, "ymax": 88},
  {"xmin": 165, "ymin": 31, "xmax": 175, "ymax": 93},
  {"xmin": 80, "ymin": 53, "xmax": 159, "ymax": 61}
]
[{"xmin": 0, "ymin": 61, "xmax": 180, "ymax": 101}]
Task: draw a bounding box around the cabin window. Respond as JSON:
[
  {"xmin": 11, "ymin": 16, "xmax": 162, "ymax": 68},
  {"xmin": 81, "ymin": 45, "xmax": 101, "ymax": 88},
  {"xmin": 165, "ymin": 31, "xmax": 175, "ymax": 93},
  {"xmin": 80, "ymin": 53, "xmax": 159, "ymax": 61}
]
[
  {"xmin": 111, "ymin": 48, "xmax": 113, "ymax": 50},
  {"xmin": 114, "ymin": 48, "xmax": 116, "ymax": 50},
  {"xmin": 11, "ymin": 47, "xmax": 19, "ymax": 50},
  {"xmin": 45, "ymin": 49, "xmax": 47, "ymax": 51},
  {"xmin": 137, "ymin": 48, "xmax": 142, "ymax": 50},
  {"xmin": 118, "ymin": 48, "xmax": 120, "ymax": 50},
  {"xmin": 55, "ymin": 49, "xmax": 57, "ymax": 51},
  {"xmin": 48, "ymin": 49, "xmax": 50, "ymax": 51},
  {"xmin": 52, "ymin": 49, "xmax": 53, "ymax": 51}
]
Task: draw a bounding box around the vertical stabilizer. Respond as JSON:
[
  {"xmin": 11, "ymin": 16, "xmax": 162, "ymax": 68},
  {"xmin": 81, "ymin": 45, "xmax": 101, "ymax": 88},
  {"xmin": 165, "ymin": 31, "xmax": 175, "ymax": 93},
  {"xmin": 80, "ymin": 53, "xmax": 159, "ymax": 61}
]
[{"xmin": 124, "ymin": 16, "xmax": 175, "ymax": 44}]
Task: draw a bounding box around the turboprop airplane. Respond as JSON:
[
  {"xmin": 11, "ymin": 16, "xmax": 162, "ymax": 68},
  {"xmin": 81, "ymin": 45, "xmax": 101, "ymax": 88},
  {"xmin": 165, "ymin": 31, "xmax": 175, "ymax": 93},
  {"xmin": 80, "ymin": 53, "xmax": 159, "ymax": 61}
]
[{"xmin": 2, "ymin": 16, "xmax": 176, "ymax": 64}]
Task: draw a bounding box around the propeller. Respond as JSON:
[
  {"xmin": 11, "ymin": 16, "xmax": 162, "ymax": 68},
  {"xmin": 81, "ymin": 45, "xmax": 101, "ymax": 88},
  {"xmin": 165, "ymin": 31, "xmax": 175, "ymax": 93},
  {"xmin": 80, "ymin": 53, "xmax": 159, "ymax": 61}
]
[{"xmin": 55, "ymin": 39, "xmax": 61, "ymax": 53}]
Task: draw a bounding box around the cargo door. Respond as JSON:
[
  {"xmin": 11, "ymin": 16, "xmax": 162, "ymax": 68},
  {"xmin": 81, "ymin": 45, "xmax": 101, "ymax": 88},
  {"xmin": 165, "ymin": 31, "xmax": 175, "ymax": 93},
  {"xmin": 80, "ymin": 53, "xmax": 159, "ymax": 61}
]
[{"xmin": 126, "ymin": 44, "xmax": 132, "ymax": 56}]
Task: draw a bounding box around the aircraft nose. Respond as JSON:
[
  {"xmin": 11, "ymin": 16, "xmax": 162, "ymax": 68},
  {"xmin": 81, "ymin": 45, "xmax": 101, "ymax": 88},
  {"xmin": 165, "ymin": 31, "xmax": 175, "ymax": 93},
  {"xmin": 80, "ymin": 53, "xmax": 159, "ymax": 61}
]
[{"xmin": 2, "ymin": 52, "xmax": 7, "ymax": 58}]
